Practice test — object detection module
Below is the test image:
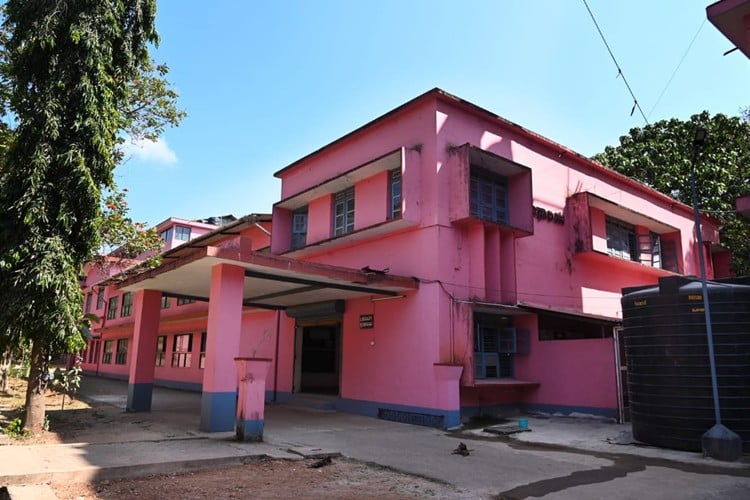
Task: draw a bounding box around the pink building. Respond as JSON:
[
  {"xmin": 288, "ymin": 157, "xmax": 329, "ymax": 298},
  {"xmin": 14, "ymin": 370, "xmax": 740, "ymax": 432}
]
[
  {"xmin": 81, "ymin": 89, "xmax": 729, "ymax": 434},
  {"xmin": 707, "ymin": 0, "xmax": 750, "ymax": 220}
]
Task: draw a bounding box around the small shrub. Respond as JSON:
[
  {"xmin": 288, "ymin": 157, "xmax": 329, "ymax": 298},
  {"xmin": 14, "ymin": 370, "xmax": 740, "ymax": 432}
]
[
  {"xmin": 52, "ymin": 357, "xmax": 83, "ymax": 410},
  {"xmin": 3, "ymin": 417, "xmax": 28, "ymax": 439}
]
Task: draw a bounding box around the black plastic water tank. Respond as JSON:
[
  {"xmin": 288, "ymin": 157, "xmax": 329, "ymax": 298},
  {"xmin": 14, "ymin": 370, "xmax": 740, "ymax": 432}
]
[{"xmin": 621, "ymin": 276, "xmax": 750, "ymax": 452}]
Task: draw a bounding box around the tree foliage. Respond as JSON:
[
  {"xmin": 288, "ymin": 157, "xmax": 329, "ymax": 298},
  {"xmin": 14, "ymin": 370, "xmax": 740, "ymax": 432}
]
[
  {"xmin": 592, "ymin": 111, "xmax": 750, "ymax": 277},
  {"xmin": 0, "ymin": 0, "xmax": 181, "ymax": 434}
]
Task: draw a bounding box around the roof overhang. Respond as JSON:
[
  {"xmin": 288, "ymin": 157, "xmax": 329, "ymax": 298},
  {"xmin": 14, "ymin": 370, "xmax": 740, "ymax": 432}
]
[
  {"xmin": 707, "ymin": 0, "xmax": 750, "ymax": 59},
  {"xmin": 469, "ymin": 145, "xmax": 530, "ymax": 177},
  {"xmin": 518, "ymin": 301, "xmax": 621, "ymax": 324},
  {"xmin": 114, "ymin": 241, "xmax": 418, "ymax": 310},
  {"xmin": 587, "ymin": 193, "xmax": 678, "ymax": 234},
  {"xmin": 468, "ymin": 300, "xmax": 621, "ymax": 324},
  {"xmin": 275, "ymin": 148, "xmax": 403, "ymax": 211},
  {"xmin": 470, "ymin": 302, "xmax": 531, "ymax": 316}
]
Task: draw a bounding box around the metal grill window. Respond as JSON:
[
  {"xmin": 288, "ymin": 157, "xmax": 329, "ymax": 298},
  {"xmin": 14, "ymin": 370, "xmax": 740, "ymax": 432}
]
[
  {"xmin": 175, "ymin": 225, "xmax": 191, "ymax": 241},
  {"xmin": 160, "ymin": 227, "xmax": 173, "ymax": 243},
  {"xmin": 333, "ymin": 187, "xmax": 355, "ymax": 236},
  {"xmin": 115, "ymin": 339, "xmax": 128, "ymax": 365},
  {"xmin": 172, "ymin": 334, "xmax": 193, "ymax": 368},
  {"xmin": 389, "ymin": 169, "xmax": 402, "ymax": 219},
  {"xmin": 107, "ymin": 296, "xmax": 118, "ymax": 320},
  {"xmin": 291, "ymin": 207, "xmax": 308, "ymax": 250},
  {"xmin": 120, "ymin": 292, "xmax": 133, "ymax": 317},
  {"xmin": 103, "ymin": 340, "xmax": 113, "ymax": 364},
  {"xmin": 199, "ymin": 331, "xmax": 207, "ymax": 369},
  {"xmin": 474, "ymin": 314, "xmax": 529, "ymax": 380},
  {"xmin": 470, "ymin": 169, "xmax": 508, "ymax": 224},
  {"xmin": 606, "ymin": 217, "xmax": 638, "ymax": 261},
  {"xmin": 155, "ymin": 335, "xmax": 167, "ymax": 367}
]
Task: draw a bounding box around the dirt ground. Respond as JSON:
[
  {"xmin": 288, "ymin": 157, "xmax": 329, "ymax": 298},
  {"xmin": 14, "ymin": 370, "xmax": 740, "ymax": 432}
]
[
  {"xmin": 50, "ymin": 459, "xmax": 461, "ymax": 499},
  {"xmin": 1, "ymin": 377, "xmax": 467, "ymax": 499},
  {"xmin": 0, "ymin": 375, "xmax": 95, "ymax": 445}
]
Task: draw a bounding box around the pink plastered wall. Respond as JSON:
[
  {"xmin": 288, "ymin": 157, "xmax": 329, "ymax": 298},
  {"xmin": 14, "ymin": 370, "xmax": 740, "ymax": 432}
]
[
  {"xmin": 434, "ymin": 96, "xmax": 721, "ymax": 312},
  {"xmin": 152, "ymin": 316, "xmax": 208, "ymax": 387},
  {"xmin": 354, "ymin": 171, "xmax": 389, "ymax": 229},
  {"xmin": 277, "ymin": 100, "xmax": 436, "ymax": 200},
  {"xmin": 307, "ymin": 194, "xmax": 333, "ymax": 244},
  {"xmin": 521, "ymin": 334, "xmax": 618, "ymax": 411},
  {"xmin": 340, "ymin": 287, "xmax": 455, "ymax": 410}
]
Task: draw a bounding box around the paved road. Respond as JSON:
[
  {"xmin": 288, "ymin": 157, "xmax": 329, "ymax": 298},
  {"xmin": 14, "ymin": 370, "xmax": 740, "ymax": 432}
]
[
  {"xmin": 5, "ymin": 376, "xmax": 747, "ymax": 499},
  {"xmin": 264, "ymin": 407, "xmax": 750, "ymax": 499}
]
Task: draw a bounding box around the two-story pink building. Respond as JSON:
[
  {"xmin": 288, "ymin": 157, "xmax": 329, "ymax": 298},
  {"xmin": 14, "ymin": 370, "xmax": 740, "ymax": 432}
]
[{"xmin": 81, "ymin": 89, "xmax": 729, "ymax": 433}]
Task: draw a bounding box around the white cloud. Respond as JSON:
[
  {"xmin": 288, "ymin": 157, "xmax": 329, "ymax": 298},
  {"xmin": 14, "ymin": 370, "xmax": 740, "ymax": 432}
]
[{"xmin": 121, "ymin": 137, "xmax": 178, "ymax": 165}]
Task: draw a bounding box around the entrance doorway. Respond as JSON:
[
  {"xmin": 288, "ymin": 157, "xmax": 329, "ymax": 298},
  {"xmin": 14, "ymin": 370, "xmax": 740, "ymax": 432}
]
[
  {"xmin": 294, "ymin": 323, "xmax": 341, "ymax": 395},
  {"xmin": 613, "ymin": 326, "xmax": 630, "ymax": 423}
]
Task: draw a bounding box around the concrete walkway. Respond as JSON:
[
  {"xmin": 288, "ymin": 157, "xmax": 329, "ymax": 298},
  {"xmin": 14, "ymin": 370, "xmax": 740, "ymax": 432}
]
[{"xmin": 2, "ymin": 377, "xmax": 749, "ymax": 499}]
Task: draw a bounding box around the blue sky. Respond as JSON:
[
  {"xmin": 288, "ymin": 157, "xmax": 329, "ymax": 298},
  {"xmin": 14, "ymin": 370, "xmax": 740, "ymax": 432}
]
[{"xmin": 117, "ymin": 0, "xmax": 750, "ymax": 226}]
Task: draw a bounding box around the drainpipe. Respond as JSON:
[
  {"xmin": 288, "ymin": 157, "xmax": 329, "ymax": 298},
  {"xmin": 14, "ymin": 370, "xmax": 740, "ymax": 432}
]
[
  {"xmin": 449, "ymin": 295, "xmax": 455, "ymax": 364},
  {"xmin": 96, "ymin": 294, "xmax": 108, "ymax": 376}
]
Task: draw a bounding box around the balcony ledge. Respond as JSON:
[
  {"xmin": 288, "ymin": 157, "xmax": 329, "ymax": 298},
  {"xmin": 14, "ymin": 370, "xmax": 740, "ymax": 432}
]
[{"xmin": 467, "ymin": 379, "xmax": 540, "ymax": 390}]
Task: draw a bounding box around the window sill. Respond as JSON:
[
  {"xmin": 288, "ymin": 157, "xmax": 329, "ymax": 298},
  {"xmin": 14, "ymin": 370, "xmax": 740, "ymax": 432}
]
[
  {"xmin": 574, "ymin": 250, "xmax": 680, "ymax": 276},
  {"xmin": 451, "ymin": 216, "xmax": 533, "ymax": 237},
  {"xmin": 468, "ymin": 379, "xmax": 540, "ymax": 390},
  {"xmin": 282, "ymin": 217, "xmax": 418, "ymax": 257}
]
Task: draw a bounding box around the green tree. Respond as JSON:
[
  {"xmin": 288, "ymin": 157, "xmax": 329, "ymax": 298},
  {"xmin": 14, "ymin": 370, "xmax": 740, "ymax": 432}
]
[
  {"xmin": 0, "ymin": 0, "xmax": 181, "ymax": 435},
  {"xmin": 592, "ymin": 111, "xmax": 750, "ymax": 277}
]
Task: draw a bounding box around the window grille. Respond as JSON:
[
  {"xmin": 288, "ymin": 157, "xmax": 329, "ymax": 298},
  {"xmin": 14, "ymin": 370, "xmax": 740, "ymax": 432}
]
[
  {"xmin": 333, "ymin": 187, "xmax": 355, "ymax": 236},
  {"xmin": 291, "ymin": 207, "xmax": 308, "ymax": 250},
  {"xmin": 470, "ymin": 169, "xmax": 508, "ymax": 224},
  {"xmin": 389, "ymin": 169, "xmax": 402, "ymax": 219}
]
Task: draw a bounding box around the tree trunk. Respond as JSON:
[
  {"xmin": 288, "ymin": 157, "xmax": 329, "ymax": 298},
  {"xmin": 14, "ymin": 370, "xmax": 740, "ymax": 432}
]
[
  {"xmin": 24, "ymin": 340, "xmax": 49, "ymax": 435},
  {"xmin": 0, "ymin": 349, "xmax": 10, "ymax": 393}
]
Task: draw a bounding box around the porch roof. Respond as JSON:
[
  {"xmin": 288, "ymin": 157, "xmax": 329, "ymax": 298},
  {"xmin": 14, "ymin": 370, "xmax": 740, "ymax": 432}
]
[
  {"xmin": 707, "ymin": 0, "xmax": 750, "ymax": 59},
  {"xmin": 114, "ymin": 237, "xmax": 418, "ymax": 310}
]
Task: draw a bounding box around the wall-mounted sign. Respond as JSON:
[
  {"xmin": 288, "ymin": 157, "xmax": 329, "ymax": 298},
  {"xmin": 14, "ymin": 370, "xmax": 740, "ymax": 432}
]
[
  {"xmin": 533, "ymin": 206, "xmax": 565, "ymax": 225},
  {"xmin": 359, "ymin": 314, "xmax": 374, "ymax": 329}
]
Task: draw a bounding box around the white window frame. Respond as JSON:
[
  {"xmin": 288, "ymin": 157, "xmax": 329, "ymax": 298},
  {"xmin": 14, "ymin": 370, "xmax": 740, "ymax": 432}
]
[
  {"xmin": 291, "ymin": 207, "xmax": 308, "ymax": 250},
  {"xmin": 160, "ymin": 227, "xmax": 174, "ymax": 243},
  {"xmin": 333, "ymin": 187, "xmax": 355, "ymax": 236},
  {"xmin": 171, "ymin": 333, "xmax": 193, "ymax": 368},
  {"xmin": 175, "ymin": 225, "xmax": 191, "ymax": 241},
  {"xmin": 389, "ymin": 168, "xmax": 402, "ymax": 219}
]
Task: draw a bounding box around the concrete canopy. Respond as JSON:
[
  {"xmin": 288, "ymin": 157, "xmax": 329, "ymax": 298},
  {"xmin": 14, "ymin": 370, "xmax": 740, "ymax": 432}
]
[
  {"xmin": 707, "ymin": 0, "xmax": 750, "ymax": 58},
  {"xmin": 112, "ymin": 217, "xmax": 418, "ymax": 309}
]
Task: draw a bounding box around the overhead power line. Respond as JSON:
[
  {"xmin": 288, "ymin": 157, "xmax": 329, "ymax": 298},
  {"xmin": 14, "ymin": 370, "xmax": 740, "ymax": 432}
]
[
  {"xmin": 582, "ymin": 0, "xmax": 649, "ymax": 125},
  {"xmin": 648, "ymin": 19, "xmax": 706, "ymax": 120}
]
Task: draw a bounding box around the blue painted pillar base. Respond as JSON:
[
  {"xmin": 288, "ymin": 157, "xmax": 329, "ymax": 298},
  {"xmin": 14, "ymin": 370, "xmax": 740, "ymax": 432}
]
[
  {"xmin": 200, "ymin": 391, "xmax": 237, "ymax": 432},
  {"xmin": 236, "ymin": 419, "xmax": 264, "ymax": 442},
  {"xmin": 127, "ymin": 383, "xmax": 153, "ymax": 412}
]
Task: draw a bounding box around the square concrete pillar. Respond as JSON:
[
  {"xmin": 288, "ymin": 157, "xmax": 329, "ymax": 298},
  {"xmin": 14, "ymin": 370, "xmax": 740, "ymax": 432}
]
[
  {"xmin": 200, "ymin": 264, "xmax": 245, "ymax": 432},
  {"xmin": 127, "ymin": 290, "xmax": 162, "ymax": 412},
  {"xmin": 234, "ymin": 357, "xmax": 272, "ymax": 441}
]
